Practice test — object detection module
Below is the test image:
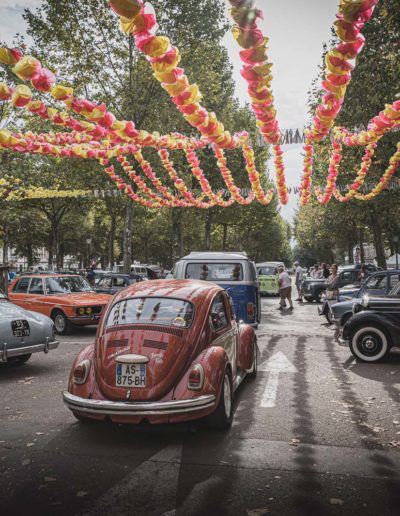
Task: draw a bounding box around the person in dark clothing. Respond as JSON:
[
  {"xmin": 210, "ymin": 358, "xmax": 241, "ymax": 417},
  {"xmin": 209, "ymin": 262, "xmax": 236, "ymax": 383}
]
[{"xmin": 321, "ymin": 263, "xmax": 330, "ymax": 279}]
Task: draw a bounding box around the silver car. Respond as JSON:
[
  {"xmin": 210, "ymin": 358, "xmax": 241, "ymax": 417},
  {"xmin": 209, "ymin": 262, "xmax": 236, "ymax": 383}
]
[{"xmin": 0, "ymin": 289, "xmax": 59, "ymax": 365}]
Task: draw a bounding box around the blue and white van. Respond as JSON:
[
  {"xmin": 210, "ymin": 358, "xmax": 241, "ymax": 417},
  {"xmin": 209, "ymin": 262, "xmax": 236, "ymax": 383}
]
[{"xmin": 173, "ymin": 252, "xmax": 261, "ymax": 327}]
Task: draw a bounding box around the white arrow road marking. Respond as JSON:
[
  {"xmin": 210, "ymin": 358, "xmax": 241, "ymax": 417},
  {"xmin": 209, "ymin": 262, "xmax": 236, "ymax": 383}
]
[
  {"xmin": 259, "ymin": 352, "xmax": 297, "ymax": 408},
  {"xmin": 82, "ymin": 442, "xmax": 182, "ymax": 516}
]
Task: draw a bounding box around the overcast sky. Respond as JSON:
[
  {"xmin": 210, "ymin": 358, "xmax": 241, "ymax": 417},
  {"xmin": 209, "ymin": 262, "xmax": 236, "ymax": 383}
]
[{"xmin": 0, "ymin": 0, "xmax": 338, "ymax": 221}]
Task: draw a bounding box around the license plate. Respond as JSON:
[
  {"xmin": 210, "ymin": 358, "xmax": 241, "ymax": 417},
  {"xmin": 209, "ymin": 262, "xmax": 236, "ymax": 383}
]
[
  {"xmin": 116, "ymin": 363, "xmax": 146, "ymax": 388},
  {"xmin": 11, "ymin": 320, "xmax": 30, "ymax": 337}
]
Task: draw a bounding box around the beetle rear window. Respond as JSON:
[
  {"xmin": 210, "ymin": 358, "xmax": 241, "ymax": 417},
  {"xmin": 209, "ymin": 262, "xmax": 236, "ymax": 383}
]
[
  {"xmin": 106, "ymin": 297, "xmax": 194, "ymax": 328},
  {"xmin": 185, "ymin": 263, "xmax": 243, "ymax": 281}
]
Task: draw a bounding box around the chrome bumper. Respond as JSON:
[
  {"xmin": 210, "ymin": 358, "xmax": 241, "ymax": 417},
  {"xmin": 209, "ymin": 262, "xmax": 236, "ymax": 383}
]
[
  {"xmin": 63, "ymin": 391, "xmax": 217, "ymax": 416},
  {"xmin": 1, "ymin": 339, "xmax": 59, "ymax": 362}
]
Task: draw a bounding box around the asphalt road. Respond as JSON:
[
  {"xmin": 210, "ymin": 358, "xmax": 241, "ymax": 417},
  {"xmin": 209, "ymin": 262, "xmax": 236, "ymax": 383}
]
[{"xmin": 1, "ymin": 297, "xmax": 400, "ymax": 516}]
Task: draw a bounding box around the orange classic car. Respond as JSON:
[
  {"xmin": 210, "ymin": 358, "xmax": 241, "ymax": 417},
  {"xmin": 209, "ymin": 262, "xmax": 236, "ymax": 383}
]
[
  {"xmin": 8, "ymin": 274, "xmax": 111, "ymax": 335},
  {"xmin": 63, "ymin": 279, "xmax": 257, "ymax": 429}
]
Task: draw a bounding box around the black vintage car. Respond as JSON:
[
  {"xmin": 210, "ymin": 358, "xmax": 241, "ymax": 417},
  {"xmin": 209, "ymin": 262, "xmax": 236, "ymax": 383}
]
[
  {"xmin": 301, "ymin": 264, "xmax": 377, "ymax": 303},
  {"xmin": 342, "ymin": 282, "xmax": 400, "ymax": 362}
]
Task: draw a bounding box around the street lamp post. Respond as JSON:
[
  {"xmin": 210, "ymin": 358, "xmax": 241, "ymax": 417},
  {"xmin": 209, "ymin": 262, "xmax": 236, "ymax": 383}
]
[{"xmin": 393, "ymin": 236, "xmax": 399, "ymax": 269}]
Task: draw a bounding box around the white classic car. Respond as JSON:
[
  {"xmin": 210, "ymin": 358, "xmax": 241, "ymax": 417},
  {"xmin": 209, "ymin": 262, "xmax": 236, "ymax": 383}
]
[{"xmin": 0, "ymin": 289, "xmax": 59, "ymax": 365}]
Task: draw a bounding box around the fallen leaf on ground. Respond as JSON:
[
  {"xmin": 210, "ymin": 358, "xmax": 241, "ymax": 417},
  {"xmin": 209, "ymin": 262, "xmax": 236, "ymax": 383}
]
[
  {"xmin": 77, "ymin": 491, "xmax": 88, "ymax": 497},
  {"xmin": 389, "ymin": 441, "xmax": 400, "ymax": 448},
  {"xmin": 26, "ymin": 443, "xmax": 35, "ymax": 447},
  {"xmin": 35, "ymin": 432, "xmax": 44, "ymax": 436},
  {"xmin": 289, "ymin": 439, "xmax": 301, "ymax": 446},
  {"xmin": 21, "ymin": 458, "xmax": 31, "ymax": 466},
  {"xmin": 247, "ymin": 509, "xmax": 270, "ymax": 516},
  {"xmin": 44, "ymin": 476, "xmax": 57, "ymax": 482},
  {"xmin": 330, "ymin": 498, "xmax": 345, "ymax": 506}
]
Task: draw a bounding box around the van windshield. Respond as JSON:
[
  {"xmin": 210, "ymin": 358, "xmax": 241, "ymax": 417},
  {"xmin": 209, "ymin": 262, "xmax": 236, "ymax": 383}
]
[
  {"xmin": 185, "ymin": 263, "xmax": 243, "ymax": 281},
  {"xmin": 106, "ymin": 297, "xmax": 194, "ymax": 328}
]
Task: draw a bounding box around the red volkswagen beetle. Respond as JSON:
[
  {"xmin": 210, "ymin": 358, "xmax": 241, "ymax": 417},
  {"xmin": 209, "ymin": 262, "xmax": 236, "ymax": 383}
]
[{"xmin": 63, "ymin": 280, "xmax": 257, "ymax": 429}]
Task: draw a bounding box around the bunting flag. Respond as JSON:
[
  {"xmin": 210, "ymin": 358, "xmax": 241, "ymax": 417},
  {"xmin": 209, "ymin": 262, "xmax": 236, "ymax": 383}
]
[{"xmin": 0, "ymin": 0, "xmax": 398, "ymax": 207}]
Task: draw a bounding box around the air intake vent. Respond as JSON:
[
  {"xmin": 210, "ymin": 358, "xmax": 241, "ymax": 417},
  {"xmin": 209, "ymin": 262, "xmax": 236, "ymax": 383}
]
[
  {"xmin": 105, "ymin": 324, "xmax": 184, "ymax": 338},
  {"xmin": 107, "ymin": 339, "xmax": 129, "ymax": 348},
  {"xmin": 143, "ymin": 339, "xmax": 168, "ymax": 350}
]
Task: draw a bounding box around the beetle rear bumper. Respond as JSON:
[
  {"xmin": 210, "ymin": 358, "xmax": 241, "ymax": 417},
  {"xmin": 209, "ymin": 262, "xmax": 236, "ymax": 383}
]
[
  {"xmin": 62, "ymin": 391, "xmax": 216, "ymax": 417},
  {"xmin": 1, "ymin": 339, "xmax": 59, "ymax": 362}
]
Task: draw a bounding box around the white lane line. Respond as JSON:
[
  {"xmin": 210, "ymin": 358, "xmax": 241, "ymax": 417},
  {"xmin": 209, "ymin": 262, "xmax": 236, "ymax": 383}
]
[
  {"xmin": 81, "ymin": 442, "xmax": 182, "ymax": 516},
  {"xmin": 259, "ymin": 352, "xmax": 297, "ymax": 408}
]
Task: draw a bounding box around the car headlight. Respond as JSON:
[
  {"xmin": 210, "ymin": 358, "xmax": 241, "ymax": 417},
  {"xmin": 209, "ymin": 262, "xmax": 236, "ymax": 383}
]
[
  {"xmin": 86, "ymin": 307, "xmax": 93, "ymax": 315},
  {"xmin": 77, "ymin": 307, "xmax": 85, "ymax": 315}
]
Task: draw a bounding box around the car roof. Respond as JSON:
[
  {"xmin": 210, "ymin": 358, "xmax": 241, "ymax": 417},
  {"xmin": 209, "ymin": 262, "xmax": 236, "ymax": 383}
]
[
  {"xmin": 113, "ymin": 279, "xmax": 223, "ymax": 306},
  {"xmin": 18, "ymin": 273, "xmax": 82, "ymax": 279},
  {"xmin": 256, "ymin": 262, "xmax": 284, "ymax": 267},
  {"xmin": 181, "ymin": 251, "xmax": 248, "ymax": 261}
]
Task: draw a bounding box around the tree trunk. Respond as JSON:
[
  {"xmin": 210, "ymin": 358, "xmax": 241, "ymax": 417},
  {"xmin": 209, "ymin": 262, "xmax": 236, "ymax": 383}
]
[
  {"xmin": 108, "ymin": 214, "xmax": 116, "ymax": 268},
  {"xmin": 358, "ymin": 229, "xmax": 365, "ymax": 263},
  {"xmin": 222, "ymin": 223, "xmax": 228, "ymax": 251},
  {"xmin": 172, "ymin": 209, "xmax": 183, "ymax": 262},
  {"xmin": 48, "ymin": 235, "xmax": 53, "ymax": 269},
  {"xmin": 123, "ymin": 199, "xmax": 134, "ymax": 274},
  {"xmin": 370, "ymin": 215, "xmax": 386, "ymax": 269},
  {"xmin": 347, "ymin": 242, "xmax": 354, "ymax": 264},
  {"xmin": 2, "ymin": 223, "xmax": 9, "ymax": 264},
  {"xmin": 204, "ymin": 211, "xmax": 213, "ymax": 251}
]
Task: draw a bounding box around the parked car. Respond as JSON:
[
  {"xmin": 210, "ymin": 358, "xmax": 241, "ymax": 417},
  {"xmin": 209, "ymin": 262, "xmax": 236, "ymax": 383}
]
[
  {"xmin": 0, "ymin": 289, "xmax": 59, "ymax": 365},
  {"xmin": 301, "ymin": 264, "xmax": 378, "ymax": 303},
  {"xmin": 95, "ymin": 273, "xmax": 139, "ymax": 296},
  {"xmin": 173, "ymin": 252, "xmax": 261, "ymax": 327},
  {"xmin": 341, "ymin": 285, "xmax": 400, "ymax": 362},
  {"xmin": 63, "ymin": 279, "xmax": 257, "ymax": 429},
  {"xmin": 256, "ymin": 262, "xmax": 283, "ymax": 296},
  {"xmin": 330, "ymin": 270, "xmax": 400, "ymax": 327},
  {"xmin": 8, "ymin": 274, "xmax": 112, "ymax": 335}
]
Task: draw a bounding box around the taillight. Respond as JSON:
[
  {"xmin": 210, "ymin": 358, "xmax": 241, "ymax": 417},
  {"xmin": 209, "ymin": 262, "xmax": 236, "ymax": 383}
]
[
  {"xmin": 247, "ymin": 302, "xmax": 255, "ymax": 320},
  {"xmin": 73, "ymin": 359, "xmax": 91, "ymax": 385},
  {"xmin": 188, "ymin": 364, "xmax": 204, "ymax": 391}
]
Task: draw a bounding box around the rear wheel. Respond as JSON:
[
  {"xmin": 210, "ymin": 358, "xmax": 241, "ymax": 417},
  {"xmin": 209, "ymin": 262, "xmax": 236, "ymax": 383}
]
[
  {"xmin": 248, "ymin": 339, "xmax": 258, "ymax": 378},
  {"xmin": 208, "ymin": 369, "xmax": 233, "ymax": 430},
  {"xmin": 52, "ymin": 310, "xmax": 74, "ymax": 335},
  {"xmin": 349, "ymin": 325, "xmax": 391, "ymax": 362},
  {"xmin": 8, "ymin": 353, "xmax": 31, "ymax": 365}
]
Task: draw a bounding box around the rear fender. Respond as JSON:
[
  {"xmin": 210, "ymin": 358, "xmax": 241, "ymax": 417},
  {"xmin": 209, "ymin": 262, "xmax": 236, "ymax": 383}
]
[
  {"xmin": 173, "ymin": 346, "xmax": 230, "ymax": 401},
  {"xmin": 67, "ymin": 344, "xmax": 96, "ymax": 398},
  {"xmin": 238, "ymin": 324, "xmax": 256, "ymax": 370}
]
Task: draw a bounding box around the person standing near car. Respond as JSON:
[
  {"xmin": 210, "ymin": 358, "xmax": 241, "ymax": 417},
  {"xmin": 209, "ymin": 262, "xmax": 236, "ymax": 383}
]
[
  {"xmin": 325, "ymin": 263, "xmax": 340, "ymax": 301},
  {"xmin": 321, "ymin": 263, "xmax": 330, "ymax": 279},
  {"xmin": 294, "ymin": 261, "xmax": 303, "ymax": 302},
  {"xmin": 277, "ymin": 265, "xmax": 293, "ymax": 311}
]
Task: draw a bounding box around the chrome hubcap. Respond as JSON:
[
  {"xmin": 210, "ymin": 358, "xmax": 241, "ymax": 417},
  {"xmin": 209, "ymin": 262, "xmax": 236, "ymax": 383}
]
[
  {"xmin": 364, "ymin": 338, "xmax": 376, "ymax": 350},
  {"xmin": 223, "ymin": 375, "xmax": 231, "ymax": 419},
  {"xmin": 55, "ymin": 315, "xmax": 65, "ymax": 332}
]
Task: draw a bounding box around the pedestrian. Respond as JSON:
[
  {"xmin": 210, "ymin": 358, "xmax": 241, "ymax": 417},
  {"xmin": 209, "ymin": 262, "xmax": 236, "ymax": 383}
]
[
  {"xmin": 321, "ymin": 263, "xmax": 330, "ymax": 279},
  {"xmin": 8, "ymin": 267, "xmax": 16, "ymax": 282},
  {"xmin": 277, "ymin": 265, "xmax": 293, "ymax": 311},
  {"xmin": 86, "ymin": 266, "xmax": 96, "ymax": 286},
  {"xmin": 310, "ymin": 264, "xmax": 321, "ymax": 278},
  {"xmin": 325, "ymin": 263, "xmax": 340, "ymax": 301},
  {"xmin": 294, "ymin": 261, "xmax": 303, "ymax": 302},
  {"xmin": 358, "ymin": 263, "xmax": 369, "ymax": 283}
]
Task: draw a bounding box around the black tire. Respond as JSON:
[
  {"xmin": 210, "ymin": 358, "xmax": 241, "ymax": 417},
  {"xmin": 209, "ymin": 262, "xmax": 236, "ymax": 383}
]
[
  {"xmin": 349, "ymin": 324, "xmax": 391, "ymax": 363},
  {"xmin": 8, "ymin": 353, "xmax": 31, "ymax": 365},
  {"xmin": 208, "ymin": 369, "xmax": 233, "ymax": 430},
  {"xmin": 341, "ymin": 313, "xmax": 352, "ymax": 327},
  {"xmin": 248, "ymin": 339, "xmax": 258, "ymax": 378},
  {"xmin": 304, "ymin": 296, "xmax": 313, "ymax": 303},
  {"xmin": 52, "ymin": 310, "xmax": 74, "ymax": 335},
  {"xmin": 316, "ymin": 291, "xmax": 323, "ymax": 303}
]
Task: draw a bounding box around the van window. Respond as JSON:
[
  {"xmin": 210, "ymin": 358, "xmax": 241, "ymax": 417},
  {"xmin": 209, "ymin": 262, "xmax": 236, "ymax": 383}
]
[
  {"xmin": 185, "ymin": 263, "xmax": 243, "ymax": 281},
  {"xmin": 257, "ymin": 266, "xmax": 276, "ymax": 276}
]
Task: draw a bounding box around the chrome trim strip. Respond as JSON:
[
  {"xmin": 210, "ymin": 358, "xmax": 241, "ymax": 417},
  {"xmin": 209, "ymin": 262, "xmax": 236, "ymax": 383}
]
[
  {"xmin": 1, "ymin": 340, "xmax": 59, "ymax": 361},
  {"xmin": 68, "ymin": 315, "xmax": 101, "ymax": 321},
  {"xmin": 62, "ymin": 391, "xmax": 216, "ymax": 416}
]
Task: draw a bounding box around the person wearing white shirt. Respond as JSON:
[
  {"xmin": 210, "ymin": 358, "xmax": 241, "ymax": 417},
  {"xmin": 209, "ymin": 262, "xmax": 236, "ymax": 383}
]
[
  {"xmin": 277, "ymin": 265, "xmax": 293, "ymax": 310},
  {"xmin": 294, "ymin": 261, "xmax": 303, "ymax": 302}
]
